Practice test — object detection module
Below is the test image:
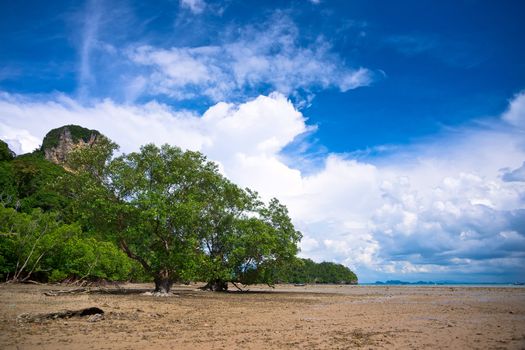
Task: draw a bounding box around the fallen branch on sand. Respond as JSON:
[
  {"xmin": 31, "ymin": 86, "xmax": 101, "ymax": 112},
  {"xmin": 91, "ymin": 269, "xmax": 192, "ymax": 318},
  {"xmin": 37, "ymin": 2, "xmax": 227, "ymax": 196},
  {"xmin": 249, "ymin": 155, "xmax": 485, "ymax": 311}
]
[{"xmin": 17, "ymin": 307, "xmax": 104, "ymax": 323}]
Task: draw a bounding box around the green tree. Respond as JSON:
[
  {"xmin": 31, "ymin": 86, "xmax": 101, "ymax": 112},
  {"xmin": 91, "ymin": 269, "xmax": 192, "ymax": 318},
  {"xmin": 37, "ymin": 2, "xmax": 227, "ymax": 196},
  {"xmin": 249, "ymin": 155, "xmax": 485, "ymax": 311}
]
[
  {"xmin": 232, "ymin": 199, "xmax": 302, "ymax": 288},
  {"xmin": 0, "ymin": 160, "xmax": 17, "ymax": 206},
  {"xmin": 0, "ymin": 151, "xmax": 69, "ymax": 212},
  {"xmin": 277, "ymin": 258, "xmax": 358, "ymax": 284},
  {"xmin": 0, "ymin": 206, "xmax": 79, "ymax": 281},
  {"xmin": 65, "ymin": 144, "xmax": 220, "ymax": 292},
  {"xmin": 43, "ymin": 236, "xmax": 137, "ymax": 283},
  {"xmin": 0, "ymin": 140, "xmax": 15, "ymax": 161},
  {"xmin": 196, "ymin": 188, "xmax": 302, "ymax": 291},
  {"xmin": 193, "ymin": 178, "xmax": 254, "ymax": 291},
  {"xmin": 65, "ymin": 141, "xmax": 303, "ymax": 292},
  {"xmin": 0, "ymin": 205, "xmax": 136, "ymax": 283},
  {"xmin": 108, "ymin": 144, "xmax": 216, "ymax": 292}
]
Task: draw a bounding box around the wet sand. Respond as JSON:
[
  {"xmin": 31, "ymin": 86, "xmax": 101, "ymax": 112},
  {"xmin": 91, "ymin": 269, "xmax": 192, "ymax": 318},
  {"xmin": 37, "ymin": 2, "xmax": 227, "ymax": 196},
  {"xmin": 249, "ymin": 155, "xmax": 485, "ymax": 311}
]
[{"xmin": 1, "ymin": 283, "xmax": 524, "ymax": 349}]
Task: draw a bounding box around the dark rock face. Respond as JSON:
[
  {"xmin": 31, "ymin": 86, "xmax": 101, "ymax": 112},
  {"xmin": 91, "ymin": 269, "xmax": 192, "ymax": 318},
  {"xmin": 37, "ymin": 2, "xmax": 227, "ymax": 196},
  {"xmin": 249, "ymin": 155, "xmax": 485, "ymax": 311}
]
[{"xmin": 41, "ymin": 125, "xmax": 100, "ymax": 165}]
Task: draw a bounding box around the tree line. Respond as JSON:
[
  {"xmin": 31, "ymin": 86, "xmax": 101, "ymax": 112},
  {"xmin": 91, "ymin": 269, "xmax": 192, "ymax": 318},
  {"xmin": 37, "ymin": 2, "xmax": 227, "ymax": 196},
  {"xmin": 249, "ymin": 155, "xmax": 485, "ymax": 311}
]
[{"xmin": 0, "ymin": 127, "xmax": 357, "ymax": 291}]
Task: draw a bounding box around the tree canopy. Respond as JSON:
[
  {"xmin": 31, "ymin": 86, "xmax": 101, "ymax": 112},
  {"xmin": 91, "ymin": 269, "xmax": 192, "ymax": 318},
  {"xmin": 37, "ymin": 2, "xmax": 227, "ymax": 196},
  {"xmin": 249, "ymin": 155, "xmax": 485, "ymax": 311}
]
[
  {"xmin": 0, "ymin": 205, "xmax": 135, "ymax": 282},
  {"xmin": 62, "ymin": 142, "xmax": 302, "ymax": 292},
  {"xmin": 0, "ymin": 140, "xmax": 15, "ymax": 161},
  {"xmin": 278, "ymin": 258, "xmax": 358, "ymax": 284}
]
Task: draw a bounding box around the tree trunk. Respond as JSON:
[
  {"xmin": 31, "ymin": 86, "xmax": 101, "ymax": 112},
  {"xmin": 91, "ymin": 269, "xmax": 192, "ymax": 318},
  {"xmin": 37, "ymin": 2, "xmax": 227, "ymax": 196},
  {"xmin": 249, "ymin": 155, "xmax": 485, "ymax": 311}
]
[
  {"xmin": 202, "ymin": 279, "xmax": 228, "ymax": 292},
  {"xmin": 154, "ymin": 270, "xmax": 173, "ymax": 293}
]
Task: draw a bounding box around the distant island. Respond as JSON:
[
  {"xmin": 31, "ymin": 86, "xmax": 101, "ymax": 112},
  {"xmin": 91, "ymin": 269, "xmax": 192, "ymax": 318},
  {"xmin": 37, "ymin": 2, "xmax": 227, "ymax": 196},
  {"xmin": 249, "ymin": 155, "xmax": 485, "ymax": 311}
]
[
  {"xmin": 375, "ymin": 280, "xmax": 437, "ymax": 285},
  {"xmin": 373, "ymin": 280, "xmax": 522, "ymax": 285}
]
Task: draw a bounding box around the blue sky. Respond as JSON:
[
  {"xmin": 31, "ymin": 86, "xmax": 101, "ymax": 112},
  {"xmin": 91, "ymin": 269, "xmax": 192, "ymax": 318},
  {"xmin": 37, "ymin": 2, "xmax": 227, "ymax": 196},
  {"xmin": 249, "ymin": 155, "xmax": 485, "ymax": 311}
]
[{"xmin": 1, "ymin": 0, "xmax": 524, "ymax": 282}]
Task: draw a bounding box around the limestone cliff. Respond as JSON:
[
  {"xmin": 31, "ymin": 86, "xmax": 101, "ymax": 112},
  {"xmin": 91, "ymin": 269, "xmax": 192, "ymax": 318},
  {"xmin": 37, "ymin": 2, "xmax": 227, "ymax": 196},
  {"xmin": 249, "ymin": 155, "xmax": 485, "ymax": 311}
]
[{"xmin": 41, "ymin": 125, "xmax": 101, "ymax": 165}]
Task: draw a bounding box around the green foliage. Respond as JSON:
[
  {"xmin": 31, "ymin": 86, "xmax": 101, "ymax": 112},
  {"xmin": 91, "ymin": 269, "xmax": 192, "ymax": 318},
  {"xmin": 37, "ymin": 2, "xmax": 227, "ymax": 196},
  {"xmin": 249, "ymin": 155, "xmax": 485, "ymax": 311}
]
[
  {"xmin": 0, "ymin": 150, "xmax": 70, "ymax": 212},
  {"xmin": 0, "ymin": 161, "xmax": 17, "ymax": 206},
  {"xmin": 63, "ymin": 144, "xmax": 213, "ymax": 287},
  {"xmin": 40, "ymin": 125, "xmax": 100, "ymax": 152},
  {"xmin": 226, "ymin": 199, "xmax": 302, "ymax": 287},
  {"xmin": 278, "ymin": 258, "xmax": 358, "ymax": 284},
  {"xmin": 0, "ymin": 205, "xmax": 137, "ymax": 282},
  {"xmin": 64, "ymin": 142, "xmax": 303, "ymax": 291},
  {"xmin": 194, "ymin": 177, "xmax": 302, "ymax": 289},
  {"xmin": 43, "ymin": 235, "xmax": 138, "ymax": 282},
  {"xmin": 0, "ymin": 206, "xmax": 78, "ymax": 281},
  {"xmin": 0, "ymin": 140, "xmax": 15, "ymax": 161},
  {"xmin": 11, "ymin": 153, "xmax": 70, "ymax": 212},
  {"xmin": 66, "ymin": 133, "xmax": 118, "ymax": 180}
]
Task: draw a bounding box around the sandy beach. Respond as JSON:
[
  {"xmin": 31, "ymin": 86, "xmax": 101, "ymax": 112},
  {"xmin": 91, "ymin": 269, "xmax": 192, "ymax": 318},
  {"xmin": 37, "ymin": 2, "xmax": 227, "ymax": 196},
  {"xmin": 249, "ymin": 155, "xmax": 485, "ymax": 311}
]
[{"xmin": 1, "ymin": 283, "xmax": 524, "ymax": 349}]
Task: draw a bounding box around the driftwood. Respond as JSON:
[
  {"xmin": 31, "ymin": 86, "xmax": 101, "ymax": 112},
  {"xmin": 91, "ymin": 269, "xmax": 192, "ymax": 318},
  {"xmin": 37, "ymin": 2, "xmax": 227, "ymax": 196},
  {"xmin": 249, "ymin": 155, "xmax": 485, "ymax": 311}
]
[{"xmin": 17, "ymin": 307, "xmax": 104, "ymax": 323}]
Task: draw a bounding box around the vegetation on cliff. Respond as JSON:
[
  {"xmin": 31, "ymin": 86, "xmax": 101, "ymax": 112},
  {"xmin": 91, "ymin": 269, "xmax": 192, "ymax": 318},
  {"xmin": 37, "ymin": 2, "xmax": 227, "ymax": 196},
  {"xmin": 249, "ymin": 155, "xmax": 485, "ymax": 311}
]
[
  {"xmin": 40, "ymin": 125, "xmax": 100, "ymax": 152},
  {"xmin": 0, "ymin": 140, "xmax": 15, "ymax": 161},
  {"xmin": 0, "ymin": 152, "xmax": 68, "ymax": 212}
]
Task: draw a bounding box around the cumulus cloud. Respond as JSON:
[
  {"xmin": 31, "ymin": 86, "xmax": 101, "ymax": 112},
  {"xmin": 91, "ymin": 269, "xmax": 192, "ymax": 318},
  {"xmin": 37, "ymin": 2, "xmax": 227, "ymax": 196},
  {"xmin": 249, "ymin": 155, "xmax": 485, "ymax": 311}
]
[
  {"xmin": 1, "ymin": 91, "xmax": 524, "ymax": 282},
  {"xmin": 371, "ymin": 174, "xmax": 525, "ymax": 266},
  {"xmin": 127, "ymin": 15, "xmax": 373, "ymax": 102},
  {"xmin": 0, "ymin": 93, "xmax": 205, "ymax": 154}
]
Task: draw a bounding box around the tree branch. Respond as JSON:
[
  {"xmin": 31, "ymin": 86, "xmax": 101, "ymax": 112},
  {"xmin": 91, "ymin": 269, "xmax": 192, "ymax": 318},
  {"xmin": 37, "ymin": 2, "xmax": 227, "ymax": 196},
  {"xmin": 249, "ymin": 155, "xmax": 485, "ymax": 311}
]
[
  {"xmin": 119, "ymin": 239, "xmax": 151, "ymax": 272},
  {"xmin": 231, "ymin": 281, "xmax": 246, "ymax": 292}
]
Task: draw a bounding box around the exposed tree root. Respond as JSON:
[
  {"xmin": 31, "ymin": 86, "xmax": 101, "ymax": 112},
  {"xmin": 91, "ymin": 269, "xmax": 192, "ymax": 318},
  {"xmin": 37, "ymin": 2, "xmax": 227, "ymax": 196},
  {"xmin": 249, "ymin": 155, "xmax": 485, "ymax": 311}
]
[
  {"xmin": 43, "ymin": 287, "xmax": 150, "ymax": 296},
  {"xmin": 43, "ymin": 288, "xmax": 90, "ymax": 296},
  {"xmin": 199, "ymin": 279, "xmax": 229, "ymax": 292},
  {"xmin": 231, "ymin": 282, "xmax": 247, "ymax": 292}
]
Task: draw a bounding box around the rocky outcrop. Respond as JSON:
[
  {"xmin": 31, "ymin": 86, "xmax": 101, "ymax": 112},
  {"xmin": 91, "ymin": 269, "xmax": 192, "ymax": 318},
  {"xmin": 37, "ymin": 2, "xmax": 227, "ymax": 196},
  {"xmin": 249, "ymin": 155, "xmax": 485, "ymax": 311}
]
[{"xmin": 41, "ymin": 125, "xmax": 100, "ymax": 165}]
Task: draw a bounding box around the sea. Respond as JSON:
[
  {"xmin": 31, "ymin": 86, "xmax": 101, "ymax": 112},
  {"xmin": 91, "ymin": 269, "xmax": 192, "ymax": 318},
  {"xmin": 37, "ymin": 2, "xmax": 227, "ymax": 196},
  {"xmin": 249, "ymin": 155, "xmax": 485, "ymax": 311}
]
[{"xmin": 359, "ymin": 282, "xmax": 525, "ymax": 288}]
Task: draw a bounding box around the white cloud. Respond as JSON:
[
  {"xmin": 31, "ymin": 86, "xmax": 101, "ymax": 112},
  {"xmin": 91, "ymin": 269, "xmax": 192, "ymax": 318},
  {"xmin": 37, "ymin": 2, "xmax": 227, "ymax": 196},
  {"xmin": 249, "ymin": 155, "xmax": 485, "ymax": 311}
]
[
  {"xmin": 127, "ymin": 15, "xmax": 373, "ymax": 102},
  {"xmin": 180, "ymin": 0, "xmax": 206, "ymax": 14},
  {"xmin": 0, "ymin": 121, "xmax": 41, "ymax": 154},
  {"xmin": 502, "ymin": 90, "xmax": 525, "ymax": 129},
  {"xmin": 78, "ymin": 0, "xmax": 102, "ymax": 100},
  {"xmin": 1, "ymin": 91, "xmax": 524, "ymax": 282},
  {"xmin": 0, "ymin": 93, "xmax": 205, "ymax": 154}
]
